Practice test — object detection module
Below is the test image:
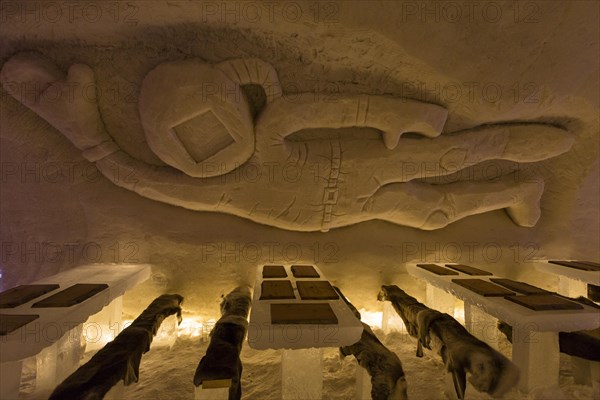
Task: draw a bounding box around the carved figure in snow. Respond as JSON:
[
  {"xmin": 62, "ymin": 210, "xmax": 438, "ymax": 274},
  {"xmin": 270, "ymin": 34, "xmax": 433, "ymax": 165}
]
[{"xmin": 0, "ymin": 53, "xmax": 574, "ymax": 231}]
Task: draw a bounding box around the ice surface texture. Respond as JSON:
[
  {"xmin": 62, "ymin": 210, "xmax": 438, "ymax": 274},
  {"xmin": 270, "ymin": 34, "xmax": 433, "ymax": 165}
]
[{"xmin": 0, "ymin": 53, "xmax": 575, "ymax": 231}]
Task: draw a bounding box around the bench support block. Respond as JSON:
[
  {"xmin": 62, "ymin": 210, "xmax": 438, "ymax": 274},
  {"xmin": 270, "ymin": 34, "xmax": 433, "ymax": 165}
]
[
  {"xmin": 512, "ymin": 328, "xmax": 559, "ymax": 392},
  {"xmin": 558, "ymin": 276, "xmax": 587, "ymax": 298},
  {"xmin": 464, "ymin": 302, "xmax": 500, "ymax": 350},
  {"xmin": 282, "ymin": 348, "xmax": 323, "ymax": 399},
  {"xmin": 36, "ymin": 324, "xmax": 84, "ymax": 394},
  {"xmin": 0, "ymin": 360, "xmax": 23, "ymax": 399},
  {"xmin": 355, "ymin": 365, "xmax": 371, "ymax": 400},
  {"xmin": 425, "ymin": 284, "xmax": 455, "ymax": 315}
]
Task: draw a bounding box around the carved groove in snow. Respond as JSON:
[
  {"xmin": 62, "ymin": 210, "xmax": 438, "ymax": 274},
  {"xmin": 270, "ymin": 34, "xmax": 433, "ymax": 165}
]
[{"xmin": 0, "ymin": 53, "xmax": 575, "ymax": 232}]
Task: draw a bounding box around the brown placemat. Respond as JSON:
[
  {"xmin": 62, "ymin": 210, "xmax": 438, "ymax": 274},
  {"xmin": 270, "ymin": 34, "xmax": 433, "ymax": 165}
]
[
  {"xmin": 504, "ymin": 294, "xmax": 585, "ymax": 311},
  {"xmin": 271, "ymin": 303, "xmax": 338, "ymax": 324},
  {"xmin": 575, "ymin": 261, "xmax": 600, "ymax": 269},
  {"xmin": 490, "ymin": 278, "xmax": 550, "ymax": 295},
  {"xmin": 0, "ymin": 284, "xmax": 60, "ymax": 308},
  {"xmin": 260, "ymin": 280, "xmax": 295, "ymax": 300},
  {"xmin": 31, "ymin": 284, "xmax": 108, "ymax": 308},
  {"xmin": 297, "ymin": 281, "xmax": 339, "ymax": 300},
  {"xmin": 417, "ymin": 264, "xmax": 459, "ymax": 276},
  {"xmin": 291, "ymin": 265, "xmax": 320, "ymax": 278},
  {"xmin": 0, "ymin": 314, "xmax": 40, "ymax": 335},
  {"xmin": 452, "ymin": 279, "xmax": 516, "ymax": 297},
  {"xmin": 549, "ymin": 260, "xmax": 600, "ymax": 272},
  {"xmin": 445, "ymin": 264, "xmax": 492, "ymax": 276},
  {"xmin": 262, "ymin": 265, "xmax": 287, "ymax": 278}
]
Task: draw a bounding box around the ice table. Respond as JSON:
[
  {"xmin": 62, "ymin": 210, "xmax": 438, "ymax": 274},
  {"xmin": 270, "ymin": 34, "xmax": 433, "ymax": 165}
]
[
  {"xmin": 248, "ymin": 264, "xmax": 363, "ymax": 400},
  {"xmin": 533, "ymin": 260, "xmax": 600, "ymax": 390},
  {"xmin": 533, "ymin": 260, "xmax": 600, "ymax": 298},
  {"xmin": 0, "ymin": 263, "xmax": 151, "ymax": 399},
  {"xmin": 406, "ymin": 263, "xmax": 600, "ymax": 393}
]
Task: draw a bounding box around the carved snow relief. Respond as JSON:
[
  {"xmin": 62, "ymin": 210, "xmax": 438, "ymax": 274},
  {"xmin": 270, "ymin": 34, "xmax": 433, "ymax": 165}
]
[{"xmin": 1, "ymin": 53, "xmax": 575, "ymax": 231}]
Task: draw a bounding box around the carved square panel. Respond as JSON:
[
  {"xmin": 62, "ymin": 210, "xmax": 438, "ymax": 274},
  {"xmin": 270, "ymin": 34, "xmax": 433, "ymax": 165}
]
[{"xmin": 173, "ymin": 110, "xmax": 234, "ymax": 162}]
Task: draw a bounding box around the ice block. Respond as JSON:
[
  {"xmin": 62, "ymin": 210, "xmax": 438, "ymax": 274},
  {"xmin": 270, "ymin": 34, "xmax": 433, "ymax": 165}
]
[
  {"xmin": 0, "ymin": 264, "xmax": 151, "ymax": 399},
  {"xmin": 281, "ymin": 348, "xmax": 323, "ymax": 400},
  {"xmin": 534, "ymin": 261, "xmax": 600, "ymax": 286},
  {"xmin": 406, "ymin": 263, "xmax": 600, "ymax": 392},
  {"xmin": 355, "ymin": 366, "xmax": 372, "ymax": 400}
]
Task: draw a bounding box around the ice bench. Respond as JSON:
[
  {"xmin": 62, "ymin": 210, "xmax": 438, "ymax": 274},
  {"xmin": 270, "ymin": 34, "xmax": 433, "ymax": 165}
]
[
  {"xmin": 532, "ymin": 260, "xmax": 600, "ymax": 389},
  {"xmin": 248, "ymin": 264, "xmax": 363, "ymax": 400},
  {"xmin": 533, "ymin": 260, "xmax": 600, "ymax": 298},
  {"xmin": 404, "ymin": 263, "xmax": 600, "ymax": 393},
  {"xmin": 0, "ymin": 263, "xmax": 151, "ymax": 399}
]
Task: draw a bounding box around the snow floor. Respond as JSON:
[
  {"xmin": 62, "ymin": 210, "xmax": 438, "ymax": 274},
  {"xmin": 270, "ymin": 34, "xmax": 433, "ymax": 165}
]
[{"xmin": 21, "ymin": 329, "xmax": 591, "ymax": 400}]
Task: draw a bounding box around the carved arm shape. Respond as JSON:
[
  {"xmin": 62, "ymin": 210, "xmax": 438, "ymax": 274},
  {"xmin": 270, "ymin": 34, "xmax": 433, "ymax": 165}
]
[{"xmin": 0, "ymin": 52, "xmax": 575, "ymax": 232}]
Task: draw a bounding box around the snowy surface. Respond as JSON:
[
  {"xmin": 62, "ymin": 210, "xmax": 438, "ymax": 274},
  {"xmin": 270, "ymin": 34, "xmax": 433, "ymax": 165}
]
[
  {"xmin": 533, "ymin": 262, "xmax": 600, "ymax": 286},
  {"xmin": 0, "ymin": 3, "xmax": 598, "ymax": 398},
  {"xmin": 0, "ymin": 1, "xmax": 598, "ymax": 319},
  {"xmin": 18, "ymin": 329, "xmax": 596, "ymax": 400}
]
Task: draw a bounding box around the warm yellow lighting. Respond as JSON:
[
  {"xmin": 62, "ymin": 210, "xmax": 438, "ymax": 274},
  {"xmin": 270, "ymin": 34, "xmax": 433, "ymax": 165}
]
[
  {"xmin": 177, "ymin": 317, "xmax": 205, "ymax": 338},
  {"xmin": 358, "ymin": 308, "xmax": 383, "ymax": 328},
  {"xmin": 453, "ymin": 301, "xmax": 465, "ymax": 324}
]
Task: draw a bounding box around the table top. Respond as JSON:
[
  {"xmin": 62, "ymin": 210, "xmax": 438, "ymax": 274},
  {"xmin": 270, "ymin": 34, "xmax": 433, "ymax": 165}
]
[
  {"xmin": 0, "ymin": 263, "xmax": 151, "ymax": 362},
  {"xmin": 533, "ymin": 261, "xmax": 600, "ymax": 285},
  {"xmin": 407, "ymin": 264, "xmax": 600, "ymax": 332},
  {"xmin": 248, "ymin": 264, "xmax": 363, "ymax": 350}
]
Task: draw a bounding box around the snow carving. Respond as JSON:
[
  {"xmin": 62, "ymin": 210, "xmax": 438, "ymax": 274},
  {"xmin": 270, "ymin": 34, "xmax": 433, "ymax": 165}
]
[{"xmin": 0, "ymin": 52, "xmax": 575, "ymax": 231}]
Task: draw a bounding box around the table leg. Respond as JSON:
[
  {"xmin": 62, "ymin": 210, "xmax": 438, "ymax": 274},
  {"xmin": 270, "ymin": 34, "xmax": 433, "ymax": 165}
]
[
  {"xmin": 591, "ymin": 360, "xmax": 600, "ymax": 398},
  {"xmin": 558, "ymin": 276, "xmax": 587, "ymax": 298},
  {"xmin": 0, "ymin": 360, "xmax": 23, "ymax": 399},
  {"xmin": 355, "ymin": 366, "xmax": 371, "ymax": 400},
  {"xmin": 571, "ymin": 356, "xmax": 591, "ymax": 385},
  {"xmin": 463, "ymin": 302, "xmax": 500, "ymax": 350},
  {"xmin": 425, "ymin": 284, "xmax": 455, "ymax": 315},
  {"xmin": 36, "ymin": 324, "xmax": 84, "ymax": 394},
  {"xmin": 281, "ymin": 348, "xmax": 323, "ymax": 399},
  {"xmin": 83, "ymin": 296, "xmax": 123, "ymax": 352},
  {"xmin": 511, "ymin": 327, "xmax": 559, "ymax": 392}
]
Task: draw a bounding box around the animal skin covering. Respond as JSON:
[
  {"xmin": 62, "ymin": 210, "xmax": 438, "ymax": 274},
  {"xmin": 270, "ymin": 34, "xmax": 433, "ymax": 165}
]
[
  {"xmin": 378, "ymin": 285, "xmax": 519, "ymax": 399},
  {"xmin": 48, "ymin": 294, "xmax": 183, "ymax": 400}
]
